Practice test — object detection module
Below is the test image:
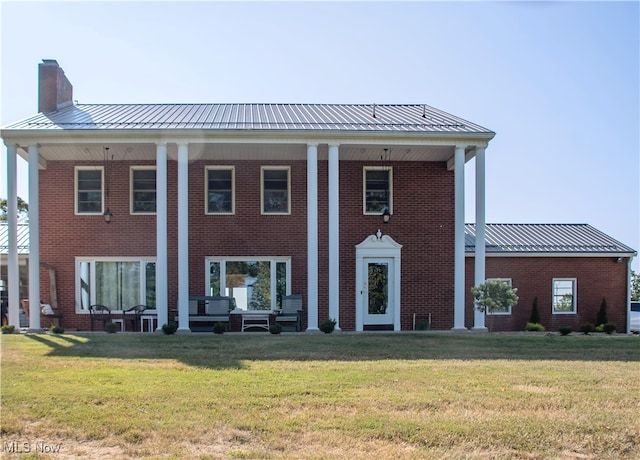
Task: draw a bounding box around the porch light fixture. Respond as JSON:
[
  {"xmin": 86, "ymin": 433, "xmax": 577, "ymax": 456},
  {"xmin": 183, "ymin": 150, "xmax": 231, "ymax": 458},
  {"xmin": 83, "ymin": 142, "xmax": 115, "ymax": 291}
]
[
  {"xmin": 103, "ymin": 146, "xmax": 113, "ymax": 224},
  {"xmin": 381, "ymin": 148, "xmax": 391, "ymax": 224}
]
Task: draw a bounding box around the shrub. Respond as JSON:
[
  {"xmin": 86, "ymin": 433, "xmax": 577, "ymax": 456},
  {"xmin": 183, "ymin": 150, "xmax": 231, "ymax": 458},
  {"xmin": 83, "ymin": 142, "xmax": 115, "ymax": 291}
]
[
  {"xmin": 525, "ymin": 322, "xmax": 545, "ymax": 332},
  {"xmin": 49, "ymin": 325, "xmax": 64, "ymax": 334},
  {"xmin": 269, "ymin": 323, "xmax": 283, "ymax": 335},
  {"xmin": 603, "ymin": 323, "xmax": 616, "ymax": 335},
  {"xmin": 580, "ymin": 323, "xmax": 595, "ymax": 335},
  {"xmin": 1, "ymin": 325, "xmax": 15, "ymax": 334},
  {"xmin": 162, "ymin": 322, "xmax": 177, "ymax": 335},
  {"xmin": 559, "ymin": 325, "xmax": 572, "ymax": 336},
  {"xmin": 104, "ymin": 322, "xmax": 119, "ymax": 334},
  {"xmin": 595, "ymin": 324, "xmax": 605, "ymax": 333},
  {"xmin": 596, "ymin": 297, "xmax": 609, "ymax": 327},
  {"xmin": 212, "ymin": 322, "xmax": 226, "ymax": 334},
  {"xmin": 319, "ymin": 318, "xmax": 337, "ymax": 334},
  {"xmin": 529, "ymin": 297, "xmax": 540, "ymax": 324}
]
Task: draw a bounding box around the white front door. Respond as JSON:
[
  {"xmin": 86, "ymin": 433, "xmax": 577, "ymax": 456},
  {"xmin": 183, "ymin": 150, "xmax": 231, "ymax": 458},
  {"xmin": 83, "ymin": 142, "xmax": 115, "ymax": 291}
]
[{"xmin": 363, "ymin": 258, "xmax": 394, "ymax": 326}]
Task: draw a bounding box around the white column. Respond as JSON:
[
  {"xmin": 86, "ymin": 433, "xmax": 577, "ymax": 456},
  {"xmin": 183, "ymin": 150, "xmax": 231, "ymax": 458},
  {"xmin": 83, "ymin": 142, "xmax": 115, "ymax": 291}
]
[
  {"xmin": 27, "ymin": 143, "xmax": 41, "ymax": 331},
  {"xmin": 453, "ymin": 145, "xmax": 466, "ymax": 330},
  {"xmin": 473, "ymin": 147, "xmax": 487, "ymax": 330},
  {"xmin": 328, "ymin": 143, "xmax": 340, "ymax": 330},
  {"xmin": 155, "ymin": 143, "xmax": 168, "ymax": 331},
  {"xmin": 5, "ymin": 142, "xmax": 20, "ymax": 327},
  {"xmin": 177, "ymin": 142, "xmax": 190, "ymax": 332},
  {"xmin": 306, "ymin": 143, "xmax": 319, "ymax": 331}
]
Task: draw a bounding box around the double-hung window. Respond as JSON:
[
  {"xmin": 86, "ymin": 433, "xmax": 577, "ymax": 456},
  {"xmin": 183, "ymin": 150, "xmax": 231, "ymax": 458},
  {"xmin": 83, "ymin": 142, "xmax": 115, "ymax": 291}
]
[
  {"xmin": 364, "ymin": 167, "xmax": 392, "ymax": 215},
  {"xmin": 261, "ymin": 167, "xmax": 290, "ymax": 214},
  {"xmin": 552, "ymin": 278, "xmax": 576, "ymax": 314},
  {"xmin": 76, "ymin": 167, "xmax": 103, "ymax": 214},
  {"xmin": 486, "ymin": 278, "xmax": 513, "ymax": 315},
  {"xmin": 131, "ymin": 167, "xmax": 157, "ymax": 214},
  {"xmin": 207, "ymin": 257, "xmax": 290, "ymax": 311},
  {"xmin": 206, "ymin": 167, "xmax": 234, "ymax": 214},
  {"xmin": 77, "ymin": 258, "xmax": 156, "ymax": 312}
]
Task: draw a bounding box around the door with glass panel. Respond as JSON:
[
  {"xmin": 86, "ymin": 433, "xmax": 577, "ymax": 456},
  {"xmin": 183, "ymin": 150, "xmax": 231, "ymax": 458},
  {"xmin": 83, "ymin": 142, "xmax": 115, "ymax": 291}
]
[{"xmin": 363, "ymin": 258, "xmax": 394, "ymax": 325}]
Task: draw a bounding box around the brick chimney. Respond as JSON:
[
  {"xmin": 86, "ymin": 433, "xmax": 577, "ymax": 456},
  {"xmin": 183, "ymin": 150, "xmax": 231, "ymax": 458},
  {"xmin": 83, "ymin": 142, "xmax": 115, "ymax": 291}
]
[{"xmin": 38, "ymin": 59, "xmax": 73, "ymax": 113}]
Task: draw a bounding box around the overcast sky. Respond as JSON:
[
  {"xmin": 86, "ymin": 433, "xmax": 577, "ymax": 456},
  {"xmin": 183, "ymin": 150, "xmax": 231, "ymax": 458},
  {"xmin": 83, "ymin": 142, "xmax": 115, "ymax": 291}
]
[{"xmin": 1, "ymin": 1, "xmax": 638, "ymax": 268}]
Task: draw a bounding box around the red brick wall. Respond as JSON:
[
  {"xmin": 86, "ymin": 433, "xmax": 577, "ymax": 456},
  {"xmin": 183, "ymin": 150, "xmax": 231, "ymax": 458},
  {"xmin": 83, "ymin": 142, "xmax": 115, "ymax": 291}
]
[
  {"xmin": 38, "ymin": 157, "xmax": 455, "ymax": 331},
  {"xmin": 465, "ymin": 256, "xmax": 631, "ymax": 332}
]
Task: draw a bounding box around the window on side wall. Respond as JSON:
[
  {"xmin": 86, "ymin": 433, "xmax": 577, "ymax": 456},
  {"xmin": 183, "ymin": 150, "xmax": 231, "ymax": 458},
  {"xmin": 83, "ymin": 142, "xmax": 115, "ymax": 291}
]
[
  {"xmin": 206, "ymin": 167, "xmax": 234, "ymax": 214},
  {"xmin": 76, "ymin": 258, "xmax": 156, "ymax": 312},
  {"xmin": 76, "ymin": 167, "xmax": 103, "ymax": 214},
  {"xmin": 485, "ymin": 278, "xmax": 513, "ymax": 315},
  {"xmin": 552, "ymin": 278, "xmax": 576, "ymax": 314},
  {"xmin": 261, "ymin": 167, "xmax": 290, "ymax": 214},
  {"xmin": 207, "ymin": 258, "xmax": 290, "ymax": 311},
  {"xmin": 364, "ymin": 167, "xmax": 393, "ymax": 215},
  {"xmin": 131, "ymin": 167, "xmax": 157, "ymax": 214}
]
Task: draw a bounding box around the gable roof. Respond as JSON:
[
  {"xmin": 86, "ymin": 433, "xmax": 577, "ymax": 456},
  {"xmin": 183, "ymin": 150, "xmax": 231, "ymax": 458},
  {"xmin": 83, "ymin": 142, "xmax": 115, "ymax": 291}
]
[
  {"xmin": 465, "ymin": 223, "xmax": 636, "ymax": 256},
  {"xmin": 3, "ymin": 103, "xmax": 494, "ymax": 134},
  {"xmin": 0, "ymin": 222, "xmax": 30, "ymax": 255}
]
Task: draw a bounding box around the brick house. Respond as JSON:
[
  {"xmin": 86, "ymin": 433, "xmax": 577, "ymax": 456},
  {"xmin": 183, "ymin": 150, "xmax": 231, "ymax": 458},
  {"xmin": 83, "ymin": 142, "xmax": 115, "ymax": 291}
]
[{"xmin": 1, "ymin": 60, "xmax": 636, "ymax": 332}]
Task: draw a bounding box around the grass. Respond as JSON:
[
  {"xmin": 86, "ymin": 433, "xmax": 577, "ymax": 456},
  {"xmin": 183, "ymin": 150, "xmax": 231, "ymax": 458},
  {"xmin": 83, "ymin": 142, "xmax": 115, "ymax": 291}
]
[{"xmin": 1, "ymin": 332, "xmax": 639, "ymax": 459}]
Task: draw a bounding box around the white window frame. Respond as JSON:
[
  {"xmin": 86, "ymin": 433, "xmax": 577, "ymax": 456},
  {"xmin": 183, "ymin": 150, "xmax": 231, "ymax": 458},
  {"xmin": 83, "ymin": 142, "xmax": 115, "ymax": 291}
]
[
  {"xmin": 363, "ymin": 166, "xmax": 393, "ymax": 216},
  {"xmin": 75, "ymin": 257, "xmax": 156, "ymax": 313},
  {"xmin": 205, "ymin": 256, "xmax": 292, "ymax": 311},
  {"xmin": 75, "ymin": 166, "xmax": 104, "ymax": 215},
  {"xmin": 205, "ymin": 166, "xmax": 235, "ymax": 215},
  {"xmin": 552, "ymin": 278, "xmax": 577, "ymax": 314},
  {"xmin": 261, "ymin": 166, "xmax": 291, "ymax": 215},
  {"xmin": 130, "ymin": 166, "xmax": 157, "ymax": 215},
  {"xmin": 486, "ymin": 278, "xmax": 513, "ymax": 315}
]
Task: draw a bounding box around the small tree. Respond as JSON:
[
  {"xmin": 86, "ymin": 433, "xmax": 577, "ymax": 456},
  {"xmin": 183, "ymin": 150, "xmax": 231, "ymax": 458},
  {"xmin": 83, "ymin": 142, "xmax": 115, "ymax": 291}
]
[
  {"xmin": 471, "ymin": 280, "xmax": 519, "ymax": 331},
  {"xmin": 0, "ymin": 197, "xmax": 29, "ymax": 221},
  {"xmin": 529, "ymin": 297, "xmax": 541, "ymax": 325},
  {"xmin": 596, "ymin": 297, "xmax": 608, "ymax": 327},
  {"xmin": 631, "ymin": 270, "xmax": 640, "ymax": 301}
]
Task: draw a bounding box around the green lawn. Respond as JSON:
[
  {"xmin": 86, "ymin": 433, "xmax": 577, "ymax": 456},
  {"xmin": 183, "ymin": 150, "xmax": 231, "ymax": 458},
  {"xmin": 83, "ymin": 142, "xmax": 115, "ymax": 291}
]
[{"xmin": 1, "ymin": 332, "xmax": 639, "ymax": 459}]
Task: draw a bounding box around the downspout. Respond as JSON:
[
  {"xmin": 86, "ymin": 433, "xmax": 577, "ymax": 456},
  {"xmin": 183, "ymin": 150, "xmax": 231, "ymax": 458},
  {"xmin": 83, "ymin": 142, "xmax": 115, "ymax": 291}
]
[{"xmin": 627, "ymin": 256, "xmax": 635, "ymax": 335}]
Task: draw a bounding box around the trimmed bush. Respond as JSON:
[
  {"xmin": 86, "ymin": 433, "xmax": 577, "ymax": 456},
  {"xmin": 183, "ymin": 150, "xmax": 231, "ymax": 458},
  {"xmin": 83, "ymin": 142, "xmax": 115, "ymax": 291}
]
[
  {"xmin": 529, "ymin": 297, "xmax": 541, "ymax": 325},
  {"xmin": 212, "ymin": 322, "xmax": 226, "ymax": 334},
  {"xmin": 596, "ymin": 298, "xmax": 609, "ymax": 327},
  {"xmin": 525, "ymin": 322, "xmax": 545, "ymax": 332},
  {"xmin": 319, "ymin": 318, "xmax": 337, "ymax": 334},
  {"xmin": 269, "ymin": 323, "xmax": 283, "ymax": 335},
  {"xmin": 50, "ymin": 325, "xmax": 64, "ymax": 334},
  {"xmin": 580, "ymin": 323, "xmax": 595, "ymax": 335},
  {"xmin": 1, "ymin": 325, "xmax": 15, "ymax": 334},
  {"xmin": 104, "ymin": 322, "xmax": 119, "ymax": 334},
  {"xmin": 559, "ymin": 325, "xmax": 572, "ymax": 336},
  {"xmin": 162, "ymin": 322, "xmax": 177, "ymax": 335},
  {"xmin": 603, "ymin": 323, "xmax": 616, "ymax": 335}
]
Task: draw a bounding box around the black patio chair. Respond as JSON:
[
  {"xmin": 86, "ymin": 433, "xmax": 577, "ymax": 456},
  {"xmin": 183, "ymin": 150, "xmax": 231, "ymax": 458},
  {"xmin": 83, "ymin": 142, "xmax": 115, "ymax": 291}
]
[
  {"xmin": 89, "ymin": 304, "xmax": 112, "ymax": 331},
  {"xmin": 122, "ymin": 304, "xmax": 147, "ymax": 332}
]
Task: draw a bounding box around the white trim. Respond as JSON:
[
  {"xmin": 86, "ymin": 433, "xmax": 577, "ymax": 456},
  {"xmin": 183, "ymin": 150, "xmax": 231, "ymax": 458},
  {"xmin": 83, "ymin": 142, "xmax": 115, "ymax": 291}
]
[
  {"xmin": 552, "ymin": 278, "xmax": 577, "ymax": 314},
  {"xmin": 485, "ymin": 278, "xmax": 513, "ymax": 315},
  {"xmin": 328, "ymin": 144, "xmax": 340, "ymax": 329},
  {"xmin": 453, "ymin": 146, "xmax": 466, "ymax": 330},
  {"xmin": 74, "ymin": 166, "xmax": 104, "ymax": 215},
  {"xmin": 261, "ymin": 166, "xmax": 291, "ymax": 215},
  {"xmin": 205, "ymin": 165, "xmax": 235, "ymax": 215},
  {"xmin": 307, "ymin": 143, "xmax": 319, "ymax": 331},
  {"xmin": 363, "ymin": 166, "xmax": 393, "ymax": 216},
  {"xmin": 130, "ymin": 165, "xmax": 157, "ymax": 215}
]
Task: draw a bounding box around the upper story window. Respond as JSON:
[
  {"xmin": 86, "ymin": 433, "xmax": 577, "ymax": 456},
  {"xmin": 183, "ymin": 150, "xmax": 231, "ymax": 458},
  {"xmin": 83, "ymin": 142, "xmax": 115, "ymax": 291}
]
[
  {"xmin": 206, "ymin": 167, "xmax": 234, "ymax": 214},
  {"xmin": 486, "ymin": 278, "xmax": 513, "ymax": 315},
  {"xmin": 364, "ymin": 167, "xmax": 393, "ymax": 215},
  {"xmin": 131, "ymin": 167, "xmax": 157, "ymax": 214},
  {"xmin": 76, "ymin": 167, "xmax": 103, "ymax": 214},
  {"xmin": 261, "ymin": 167, "xmax": 290, "ymax": 214},
  {"xmin": 552, "ymin": 278, "xmax": 576, "ymax": 314}
]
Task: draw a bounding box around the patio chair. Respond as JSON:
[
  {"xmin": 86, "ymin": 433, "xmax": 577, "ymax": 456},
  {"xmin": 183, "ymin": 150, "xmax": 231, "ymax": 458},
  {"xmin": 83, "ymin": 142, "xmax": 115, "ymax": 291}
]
[
  {"xmin": 276, "ymin": 294, "xmax": 303, "ymax": 331},
  {"xmin": 122, "ymin": 304, "xmax": 147, "ymax": 331},
  {"xmin": 89, "ymin": 304, "xmax": 112, "ymax": 331}
]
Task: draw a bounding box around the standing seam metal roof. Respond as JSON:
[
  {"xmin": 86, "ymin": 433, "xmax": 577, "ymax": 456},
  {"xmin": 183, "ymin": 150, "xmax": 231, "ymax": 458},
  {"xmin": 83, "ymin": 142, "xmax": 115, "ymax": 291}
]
[
  {"xmin": 465, "ymin": 224, "xmax": 636, "ymax": 254},
  {"xmin": 2, "ymin": 103, "xmax": 495, "ymax": 133}
]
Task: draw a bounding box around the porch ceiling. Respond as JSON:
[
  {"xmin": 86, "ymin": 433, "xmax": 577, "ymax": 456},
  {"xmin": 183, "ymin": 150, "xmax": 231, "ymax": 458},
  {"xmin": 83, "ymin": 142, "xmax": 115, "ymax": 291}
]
[{"xmin": 25, "ymin": 142, "xmax": 458, "ymax": 164}]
